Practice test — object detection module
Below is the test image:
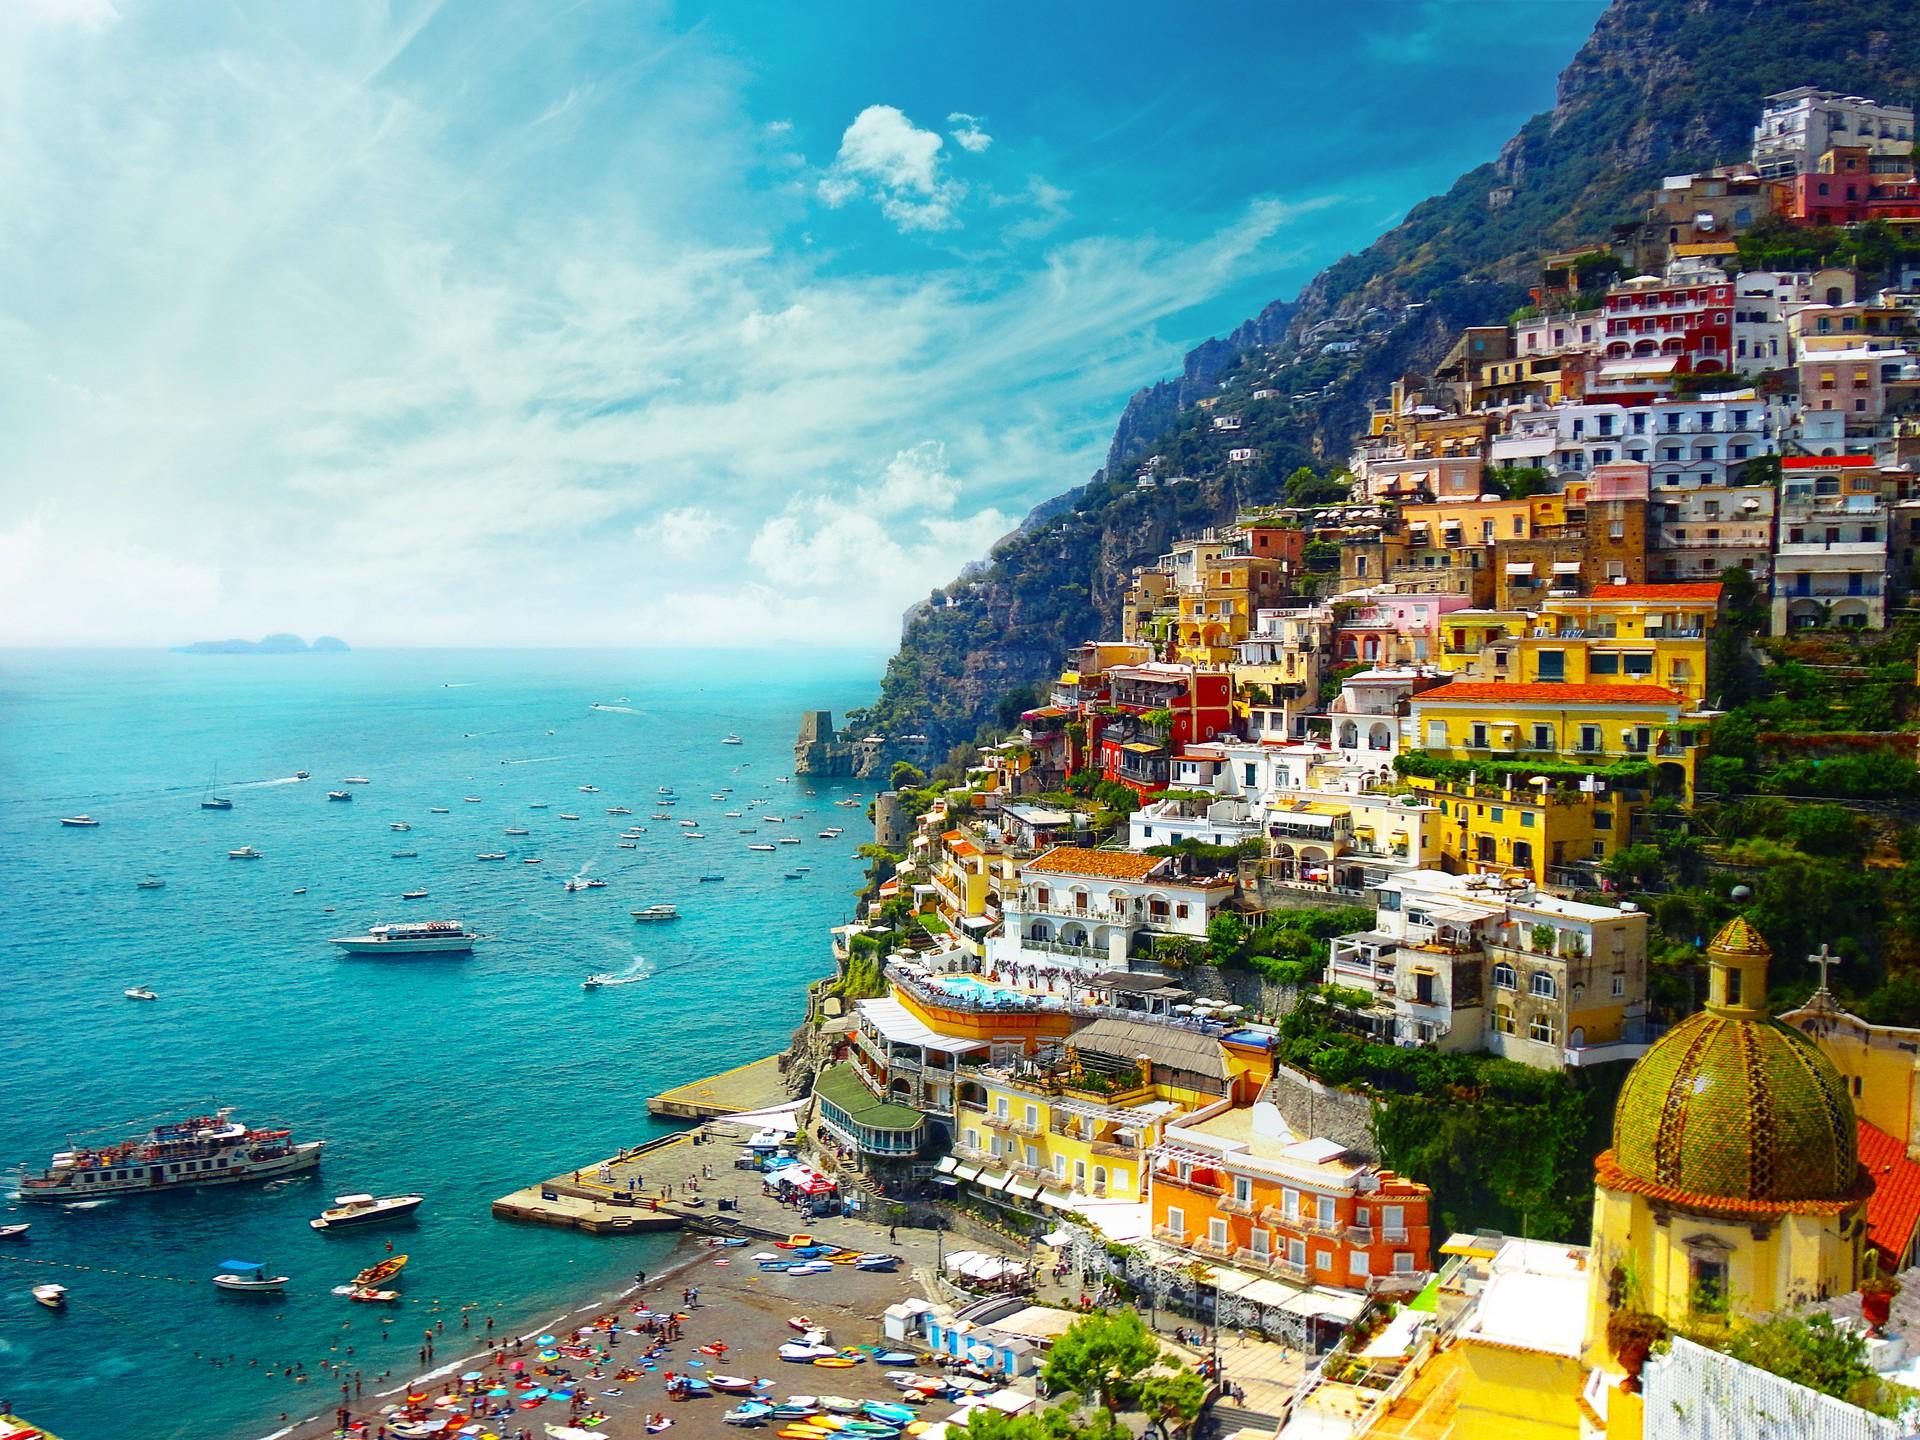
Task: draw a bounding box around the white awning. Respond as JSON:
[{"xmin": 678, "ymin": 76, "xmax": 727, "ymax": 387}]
[
  {"xmin": 975, "ymin": 1169, "xmax": 1011, "ymax": 1191},
  {"xmin": 1552, "ymin": 561, "xmax": 1582, "ymax": 574},
  {"xmin": 954, "ymin": 1164, "xmax": 982, "ymax": 1182},
  {"xmin": 1005, "ymin": 1178, "xmax": 1041, "ymax": 1200},
  {"xmin": 1503, "ymin": 562, "xmax": 1535, "ymax": 577},
  {"xmin": 1035, "ymin": 1189, "xmax": 1072, "ymax": 1210},
  {"xmin": 935, "ymin": 1156, "xmax": 959, "ymax": 1174}
]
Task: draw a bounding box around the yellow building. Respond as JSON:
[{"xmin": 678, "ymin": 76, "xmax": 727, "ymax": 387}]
[
  {"xmin": 1407, "ymin": 774, "xmax": 1629, "ymax": 884},
  {"xmin": 1782, "ymin": 989, "xmax": 1920, "ymax": 1158},
  {"xmin": 1406, "ymin": 681, "xmax": 1705, "ymax": 800},
  {"xmin": 1437, "ymin": 610, "xmax": 1529, "ymax": 673},
  {"xmin": 1453, "ymin": 1238, "xmax": 1595, "ymax": 1440},
  {"xmin": 1586, "ymin": 918, "xmax": 1870, "ymax": 1352},
  {"xmin": 1402, "ymin": 497, "xmax": 1536, "ymax": 550}
]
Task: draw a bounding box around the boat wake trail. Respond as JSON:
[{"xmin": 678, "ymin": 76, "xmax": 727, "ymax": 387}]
[
  {"xmin": 500, "ymin": 755, "xmax": 567, "ymax": 766},
  {"xmin": 64, "ymin": 1198, "xmax": 117, "ymax": 1210},
  {"xmin": 589, "ymin": 704, "xmax": 647, "ymax": 716}
]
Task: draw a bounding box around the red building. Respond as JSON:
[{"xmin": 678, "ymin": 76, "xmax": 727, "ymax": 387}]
[
  {"xmin": 1090, "ymin": 663, "xmax": 1234, "ymax": 797},
  {"xmin": 1603, "ymin": 275, "xmax": 1733, "ymax": 377},
  {"xmin": 1784, "ymin": 146, "xmax": 1920, "ymax": 227}
]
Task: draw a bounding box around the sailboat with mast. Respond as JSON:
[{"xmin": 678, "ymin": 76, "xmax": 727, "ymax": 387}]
[{"xmin": 201, "ymin": 767, "xmax": 234, "ymax": 811}]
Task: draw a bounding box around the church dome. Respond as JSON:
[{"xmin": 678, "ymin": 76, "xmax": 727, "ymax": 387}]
[{"xmin": 1608, "ymin": 918, "xmax": 1861, "ymax": 1208}]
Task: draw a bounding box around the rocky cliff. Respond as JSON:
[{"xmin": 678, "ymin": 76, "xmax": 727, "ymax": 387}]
[{"xmin": 854, "ymin": 0, "xmax": 1920, "ymax": 755}]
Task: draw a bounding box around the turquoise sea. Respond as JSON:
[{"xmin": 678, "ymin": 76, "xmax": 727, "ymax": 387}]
[{"xmin": 0, "ymin": 648, "xmax": 883, "ymax": 1440}]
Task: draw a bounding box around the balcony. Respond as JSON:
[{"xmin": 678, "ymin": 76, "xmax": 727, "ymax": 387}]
[
  {"xmin": 983, "ymin": 1114, "xmax": 1015, "ymax": 1132},
  {"xmin": 1218, "ymin": 1194, "xmax": 1258, "ymax": 1216},
  {"xmin": 1233, "ymin": 1245, "xmax": 1275, "ymax": 1267},
  {"xmin": 1152, "ymin": 1225, "xmax": 1188, "ymax": 1246},
  {"xmin": 1274, "ymin": 1258, "xmax": 1311, "ymax": 1283},
  {"xmin": 1021, "ymin": 936, "xmax": 1109, "ymax": 960},
  {"xmin": 1157, "ymin": 1168, "xmax": 1224, "ymax": 1197},
  {"xmin": 1190, "ymin": 1237, "xmax": 1234, "ymax": 1260}
]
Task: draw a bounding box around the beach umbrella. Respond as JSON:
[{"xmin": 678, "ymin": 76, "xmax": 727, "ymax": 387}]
[
  {"xmin": 510, "ymin": 1361, "xmax": 526, "ymax": 1373},
  {"xmin": 463, "ymin": 1371, "xmax": 484, "ymax": 1381},
  {"xmin": 538, "ymin": 1334, "xmax": 557, "ymax": 1345},
  {"xmin": 489, "ymin": 1388, "xmax": 510, "ymax": 1398}
]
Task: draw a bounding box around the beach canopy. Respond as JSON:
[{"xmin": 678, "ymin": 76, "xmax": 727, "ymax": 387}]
[
  {"xmin": 218, "ymin": 1259, "xmax": 262, "ymax": 1271},
  {"xmin": 462, "ymin": 1371, "xmax": 484, "ymax": 1381}
]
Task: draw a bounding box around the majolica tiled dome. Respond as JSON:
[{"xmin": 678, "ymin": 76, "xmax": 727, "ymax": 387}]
[{"xmin": 1611, "ymin": 918, "xmax": 1858, "ymax": 1206}]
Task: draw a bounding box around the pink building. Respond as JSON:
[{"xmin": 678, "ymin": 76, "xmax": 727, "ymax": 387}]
[{"xmin": 1335, "ymin": 594, "xmax": 1472, "ymax": 665}]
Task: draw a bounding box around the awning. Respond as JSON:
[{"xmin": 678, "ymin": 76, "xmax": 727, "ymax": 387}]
[
  {"xmin": 934, "ymin": 1176, "xmax": 960, "ymax": 1187},
  {"xmin": 1035, "ymin": 1189, "xmax": 1072, "ymax": 1210},
  {"xmin": 954, "ymin": 1164, "xmax": 983, "ymax": 1182},
  {"xmin": 1280, "ymin": 1289, "xmax": 1368, "ymax": 1323},
  {"xmin": 975, "ymin": 1169, "xmax": 1011, "ymax": 1191},
  {"xmin": 936, "ymin": 1156, "xmax": 959, "ymax": 1174},
  {"xmin": 1503, "ymin": 562, "xmax": 1535, "ymax": 577},
  {"xmin": 1005, "ymin": 1178, "xmax": 1041, "ymax": 1200}
]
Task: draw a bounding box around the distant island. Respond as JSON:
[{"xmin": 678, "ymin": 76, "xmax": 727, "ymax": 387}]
[{"xmin": 173, "ymin": 633, "xmax": 350, "ymax": 655}]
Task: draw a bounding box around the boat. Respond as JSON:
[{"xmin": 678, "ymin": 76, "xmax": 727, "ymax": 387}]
[
  {"xmin": 680, "ymin": 819, "xmax": 700, "ymax": 828},
  {"xmin": 709, "ymin": 1376, "xmax": 760, "ymax": 1394},
  {"xmin": 228, "ymin": 846, "xmax": 263, "ymax": 859},
  {"xmin": 477, "ymin": 852, "xmax": 507, "ymax": 861},
  {"xmin": 348, "ymin": 1286, "xmax": 399, "ymax": 1302},
  {"xmin": 124, "ymin": 986, "xmax": 158, "ymax": 1002},
  {"xmin": 60, "ymin": 815, "xmax": 99, "ymax": 827},
  {"xmin": 748, "ymin": 843, "xmax": 776, "ymax": 852},
  {"xmin": 330, "ymin": 920, "xmax": 480, "ymax": 955},
  {"xmin": 684, "ymin": 832, "xmax": 706, "ymax": 839},
  {"xmin": 16, "ymin": 1106, "xmax": 324, "ymax": 1201},
  {"xmin": 399, "ymin": 890, "xmax": 429, "ymax": 900},
  {"xmin": 351, "ymin": 1254, "xmax": 408, "ymax": 1287},
  {"xmin": 632, "ymin": 904, "xmax": 679, "ymax": 921},
  {"xmin": 651, "ymin": 813, "xmax": 673, "ymax": 821},
  {"xmin": 294, "ymin": 771, "xmax": 310, "ymax": 780},
  {"xmin": 505, "ymin": 827, "xmax": 531, "ymax": 836},
  {"xmin": 819, "ymin": 1396, "xmax": 861, "ymax": 1412},
  {"xmin": 391, "ymin": 850, "xmax": 418, "ymax": 858},
  {"xmin": 309, "ymin": 1192, "xmax": 424, "ymax": 1231},
  {"xmin": 779, "ymin": 837, "xmax": 801, "ymax": 846},
  {"xmin": 854, "ymin": 1254, "xmax": 900, "ymax": 1272},
  {"xmin": 201, "ymin": 768, "xmax": 235, "ymax": 809},
  {"xmin": 342, "ymin": 777, "xmax": 371, "ymax": 785},
  {"xmin": 564, "ymin": 877, "xmax": 608, "ymax": 892},
  {"xmin": 618, "ymin": 842, "xmax": 637, "ymax": 849},
  {"xmin": 725, "ymin": 1403, "xmax": 774, "ymax": 1426},
  {"xmin": 608, "ymin": 807, "xmax": 633, "ymax": 815},
  {"xmin": 429, "ymin": 806, "xmax": 450, "ymax": 814},
  {"xmin": 524, "ymin": 857, "xmax": 543, "ymax": 864},
  {"xmin": 560, "ymin": 813, "xmax": 581, "ymax": 821},
  {"xmin": 722, "ymin": 734, "xmax": 743, "ymax": 746},
  {"xmin": 530, "ymin": 802, "xmax": 549, "ymax": 809},
  {"xmin": 787, "ymin": 1315, "xmax": 815, "ymax": 1332},
  {"xmin": 785, "ymin": 871, "xmax": 803, "ymax": 880},
  {"xmin": 390, "ymin": 822, "xmax": 411, "ymax": 832},
  {"xmin": 779, "ymin": 1343, "xmax": 836, "ymax": 1362},
  {"xmin": 578, "ymin": 785, "xmax": 600, "ymax": 793},
  {"xmin": 463, "ymin": 796, "xmax": 481, "ymax": 803},
  {"xmin": 698, "ymin": 873, "xmax": 725, "ymax": 883},
  {"xmin": 583, "ymin": 972, "xmax": 642, "ymax": 989},
  {"xmin": 0, "ymin": 1223, "xmax": 28, "ymax": 1240},
  {"xmin": 293, "ymin": 886, "xmax": 308, "ymax": 894},
  {"xmin": 32, "ymin": 1283, "xmax": 67, "ymax": 1309},
  {"xmin": 137, "ymin": 875, "xmax": 165, "ymax": 890},
  {"xmin": 213, "ymin": 1260, "xmax": 289, "ymax": 1293},
  {"xmin": 726, "ymin": 811, "xmax": 744, "ymax": 818},
  {"xmin": 327, "ymin": 791, "xmax": 352, "ymax": 801},
  {"xmin": 658, "ymin": 786, "xmax": 674, "ymax": 794}
]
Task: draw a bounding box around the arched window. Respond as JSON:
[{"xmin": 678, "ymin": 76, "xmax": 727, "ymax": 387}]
[
  {"xmin": 1492, "ymin": 962, "xmax": 1517, "ymax": 991},
  {"xmin": 1530, "ymin": 971, "xmax": 1558, "ymax": 1000}
]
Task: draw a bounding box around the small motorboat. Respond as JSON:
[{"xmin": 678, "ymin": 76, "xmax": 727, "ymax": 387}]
[
  {"xmin": 778, "ymin": 1343, "xmax": 835, "ymax": 1363},
  {"xmin": 477, "ymin": 852, "xmax": 507, "ymax": 861},
  {"xmin": 400, "ymin": 889, "xmax": 428, "ymax": 900},
  {"xmin": 293, "ymin": 886, "xmax": 308, "ymax": 894},
  {"xmin": 342, "ymin": 776, "xmax": 372, "ymax": 785},
  {"xmin": 724, "ymin": 1402, "xmax": 773, "ymax": 1426},
  {"xmin": 136, "ymin": 875, "xmax": 165, "ymax": 889},
  {"xmin": 352, "ymin": 1254, "xmax": 408, "ymax": 1287},
  {"xmin": 618, "ymin": 841, "xmax": 637, "ymax": 849},
  {"xmin": 722, "ymin": 734, "xmax": 743, "ymax": 746},
  {"xmin": 708, "ymin": 1376, "xmax": 759, "ymax": 1393},
  {"xmin": 228, "ymin": 846, "xmax": 262, "ymax": 859},
  {"xmin": 32, "ymin": 1282, "xmax": 67, "ymax": 1309},
  {"xmin": 819, "ymin": 1397, "xmax": 860, "ymax": 1414},
  {"xmin": 463, "ymin": 796, "xmax": 482, "ymax": 803},
  {"xmin": 505, "ymin": 827, "xmax": 531, "ymax": 836},
  {"xmin": 779, "ymin": 837, "xmax": 801, "ymax": 845},
  {"xmin": 327, "ymin": 790, "xmax": 352, "ymax": 801},
  {"xmin": 429, "ymin": 805, "xmax": 449, "ymax": 813},
  {"xmin": 294, "ymin": 770, "xmax": 310, "ymax": 780},
  {"xmin": 748, "ymin": 843, "xmax": 776, "ymax": 852},
  {"xmin": 854, "ymin": 1254, "xmax": 900, "ymax": 1272},
  {"xmin": 391, "ymin": 850, "xmax": 418, "ymax": 858},
  {"xmin": 310, "ymin": 1193, "xmax": 424, "ymax": 1231},
  {"xmin": 608, "ymin": 806, "xmax": 633, "ymax": 815},
  {"xmin": 124, "ymin": 986, "xmax": 158, "ymax": 1002},
  {"xmin": 60, "ymin": 815, "xmax": 100, "ymax": 827},
  {"xmin": 583, "ymin": 972, "xmax": 646, "ymax": 990},
  {"xmin": 0, "ymin": 1223, "xmax": 30, "ymax": 1239},
  {"xmin": 530, "ymin": 802, "xmax": 550, "ymax": 809},
  {"xmin": 869, "ymin": 1352, "xmax": 916, "ymax": 1367},
  {"xmin": 578, "ymin": 785, "xmax": 600, "ymax": 793},
  {"xmin": 390, "ymin": 821, "xmax": 411, "ymax": 832},
  {"xmin": 213, "ymin": 1260, "xmax": 289, "ymax": 1294},
  {"xmin": 524, "ymin": 857, "xmax": 543, "ymax": 864},
  {"xmin": 559, "ymin": 813, "xmax": 581, "ymax": 821},
  {"xmin": 699, "ymin": 873, "xmax": 725, "ymax": 883},
  {"xmin": 863, "ymin": 1403, "xmax": 916, "ymax": 1424}
]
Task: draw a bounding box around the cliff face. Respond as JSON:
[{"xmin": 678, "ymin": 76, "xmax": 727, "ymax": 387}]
[{"xmin": 857, "ymin": 0, "xmax": 1920, "ymax": 755}]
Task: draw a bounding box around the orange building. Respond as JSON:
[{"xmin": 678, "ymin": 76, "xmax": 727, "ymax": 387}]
[{"xmin": 1151, "ymin": 1093, "xmax": 1433, "ymax": 1292}]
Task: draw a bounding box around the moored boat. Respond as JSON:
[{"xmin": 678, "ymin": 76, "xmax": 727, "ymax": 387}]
[
  {"xmin": 351, "ymin": 1253, "xmax": 408, "ymax": 1287},
  {"xmin": 400, "ymin": 889, "xmax": 428, "ymax": 900},
  {"xmin": 124, "ymin": 986, "xmax": 158, "ymax": 1002},
  {"xmin": 327, "ymin": 790, "xmax": 352, "ymax": 801},
  {"xmin": 136, "ymin": 875, "xmax": 165, "ymax": 890},
  {"xmin": 310, "ymin": 1192, "xmax": 424, "ymax": 1231},
  {"xmin": 631, "ymin": 904, "xmax": 680, "ymax": 921},
  {"xmin": 32, "ymin": 1282, "xmax": 67, "ymax": 1309},
  {"xmin": 60, "ymin": 815, "xmax": 100, "ymax": 827},
  {"xmin": 0, "ymin": 1223, "xmax": 30, "ymax": 1239},
  {"xmin": 213, "ymin": 1260, "xmax": 288, "ymax": 1293},
  {"xmin": 229, "ymin": 846, "xmax": 263, "ymax": 859}
]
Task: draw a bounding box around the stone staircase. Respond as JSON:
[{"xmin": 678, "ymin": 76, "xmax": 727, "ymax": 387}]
[{"xmin": 1198, "ymin": 1400, "xmax": 1286, "ymax": 1440}]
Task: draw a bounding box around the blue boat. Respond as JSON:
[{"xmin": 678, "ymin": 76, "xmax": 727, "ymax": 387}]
[{"xmin": 863, "ymin": 1403, "xmax": 916, "ymax": 1425}]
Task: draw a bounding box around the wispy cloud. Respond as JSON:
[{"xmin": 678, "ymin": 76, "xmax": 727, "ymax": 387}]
[
  {"xmin": 947, "ymin": 111, "xmax": 992, "ymax": 154},
  {"xmin": 0, "ymin": 2, "xmax": 1333, "ymax": 648}
]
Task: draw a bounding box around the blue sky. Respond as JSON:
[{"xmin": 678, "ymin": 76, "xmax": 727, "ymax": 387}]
[{"xmin": 0, "ymin": 0, "xmax": 1604, "ymax": 647}]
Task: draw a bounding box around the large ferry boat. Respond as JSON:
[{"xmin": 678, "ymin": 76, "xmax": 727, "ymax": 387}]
[
  {"xmin": 15, "ymin": 1107, "xmax": 323, "ymax": 1201},
  {"xmin": 330, "ymin": 920, "xmax": 480, "ymax": 955}
]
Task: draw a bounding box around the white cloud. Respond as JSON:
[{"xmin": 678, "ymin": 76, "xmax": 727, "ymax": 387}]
[
  {"xmin": 947, "ymin": 112, "xmax": 992, "ymax": 154},
  {"xmin": 818, "ymin": 104, "xmax": 965, "ymax": 232},
  {"xmin": 0, "ymin": 3, "xmax": 1327, "ymax": 649}
]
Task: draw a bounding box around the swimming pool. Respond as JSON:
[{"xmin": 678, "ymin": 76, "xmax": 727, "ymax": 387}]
[{"xmin": 928, "ymin": 973, "xmax": 1060, "ymax": 1007}]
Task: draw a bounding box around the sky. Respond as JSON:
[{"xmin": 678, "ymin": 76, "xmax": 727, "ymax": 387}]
[{"xmin": 0, "ymin": 0, "xmax": 1606, "ymax": 649}]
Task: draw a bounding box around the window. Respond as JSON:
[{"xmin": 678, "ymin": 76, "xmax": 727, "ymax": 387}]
[
  {"xmin": 1612, "ymin": 973, "xmax": 1626, "ymax": 998},
  {"xmin": 1578, "ymin": 726, "xmax": 1601, "ymax": 752},
  {"xmin": 1532, "ymin": 724, "xmax": 1553, "ymax": 750},
  {"xmin": 1530, "ymin": 1014, "xmax": 1559, "ymax": 1044},
  {"xmin": 1393, "ymin": 1253, "xmax": 1416, "ymax": 1275},
  {"xmin": 1426, "ymin": 721, "xmax": 1447, "ymax": 748},
  {"xmin": 1249, "ymin": 1229, "xmax": 1270, "ymax": 1258},
  {"xmin": 1494, "ymin": 1003, "xmax": 1515, "ymax": 1034},
  {"xmin": 1233, "ymin": 1176, "xmax": 1253, "ymax": 1205},
  {"xmin": 1349, "ymin": 1251, "xmax": 1371, "ymax": 1277},
  {"xmin": 1314, "ymin": 1249, "xmax": 1333, "ymax": 1272},
  {"xmin": 1024, "ymin": 1105, "xmax": 1038, "ymax": 1128},
  {"xmin": 1470, "ymin": 723, "xmax": 1489, "ymax": 749},
  {"xmin": 1590, "ymin": 653, "xmax": 1620, "ymax": 675},
  {"xmin": 1166, "ymin": 1205, "xmax": 1185, "ymax": 1238},
  {"xmin": 1537, "ymin": 651, "xmax": 1566, "ymax": 682},
  {"xmin": 1492, "ymin": 962, "xmax": 1517, "ymax": 991},
  {"xmin": 1531, "ymin": 971, "xmax": 1559, "ymax": 1000},
  {"xmin": 1623, "ymin": 653, "xmax": 1654, "ymax": 676}
]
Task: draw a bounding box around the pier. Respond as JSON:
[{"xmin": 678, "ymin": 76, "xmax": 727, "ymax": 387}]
[
  {"xmin": 645, "ymin": 1051, "xmax": 790, "ymax": 1119},
  {"xmin": 493, "ymin": 1052, "xmax": 802, "ymax": 1234}
]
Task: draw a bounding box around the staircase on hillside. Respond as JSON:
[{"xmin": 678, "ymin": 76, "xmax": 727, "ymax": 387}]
[{"xmin": 1197, "ymin": 1401, "xmax": 1286, "ymax": 1440}]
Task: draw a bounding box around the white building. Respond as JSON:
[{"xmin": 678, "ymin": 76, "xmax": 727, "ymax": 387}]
[
  {"xmin": 1649, "ymin": 484, "xmax": 1776, "ymax": 583},
  {"xmin": 1499, "ymin": 392, "xmax": 1788, "ymax": 487},
  {"xmin": 1752, "ymin": 87, "xmax": 1917, "ymax": 179},
  {"xmin": 987, "ymin": 846, "xmax": 1233, "ymax": 975},
  {"xmin": 1772, "ymin": 490, "xmax": 1891, "ymax": 631}
]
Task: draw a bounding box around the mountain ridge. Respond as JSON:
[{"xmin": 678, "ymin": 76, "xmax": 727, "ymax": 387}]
[{"xmin": 847, "ymin": 0, "xmax": 1920, "ymax": 758}]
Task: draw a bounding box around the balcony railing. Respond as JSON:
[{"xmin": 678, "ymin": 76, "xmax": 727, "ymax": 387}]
[
  {"xmin": 1233, "ymin": 1245, "xmax": 1275, "ymax": 1267},
  {"xmin": 1152, "ymin": 1225, "xmax": 1187, "ymax": 1245},
  {"xmin": 1156, "ymin": 1168, "xmax": 1224, "ymax": 1197},
  {"xmin": 1190, "ymin": 1237, "xmax": 1234, "ymax": 1260},
  {"xmin": 1274, "ymin": 1258, "xmax": 1311, "ymax": 1282},
  {"xmin": 1218, "ymin": 1195, "xmax": 1258, "ymax": 1216}
]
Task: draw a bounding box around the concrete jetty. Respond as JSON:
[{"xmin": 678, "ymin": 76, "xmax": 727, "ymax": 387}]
[{"xmin": 645, "ymin": 1051, "xmax": 789, "ymax": 1119}]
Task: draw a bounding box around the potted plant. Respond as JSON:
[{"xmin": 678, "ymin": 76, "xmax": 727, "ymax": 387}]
[
  {"xmin": 1605, "ymin": 1309, "xmax": 1668, "ymax": 1391},
  {"xmin": 1861, "ymin": 1252, "xmax": 1901, "ymax": 1337}
]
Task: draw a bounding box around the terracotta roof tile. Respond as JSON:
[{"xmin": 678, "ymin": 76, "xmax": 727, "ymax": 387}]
[
  {"xmin": 1593, "ymin": 1150, "xmax": 1872, "ymax": 1218},
  {"xmin": 1858, "ymin": 1119, "xmax": 1920, "ymax": 1265},
  {"xmin": 1416, "ymin": 682, "xmax": 1687, "ymax": 707},
  {"xmin": 1603, "ymin": 583, "xmax": 1723, "ymax": 601},
  {"xmin": 1024, "ymin": 846, "xmax": 1163, "ymax": 881}
]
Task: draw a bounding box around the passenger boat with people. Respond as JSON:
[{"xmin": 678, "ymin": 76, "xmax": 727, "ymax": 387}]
[
  {"xmin": 330, "ymin": 920, "xmax": 479, "ymax": 954},
  {"xmin": 213, "ymin": 1260, "xmax": 288, "ymax": 1294},
  {"xmin": 15, "ymin": 1106, "xmax": 323, "ymax": 1201}
]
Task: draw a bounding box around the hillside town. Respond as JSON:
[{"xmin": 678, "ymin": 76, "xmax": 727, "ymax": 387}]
[{"xmin": 795, "ymin": 89, "xmax": 1920, "ymax": 1440}]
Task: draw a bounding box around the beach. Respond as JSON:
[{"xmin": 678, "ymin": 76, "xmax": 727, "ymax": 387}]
[{"xmin": 275, "ymin": 1143, "xmax": 971, "ymax": 1440}]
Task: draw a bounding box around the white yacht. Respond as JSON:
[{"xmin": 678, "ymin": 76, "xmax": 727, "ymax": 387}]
[
  {"xmin": 330, "ymin": 920, "xmax": 479, "ymax": 955},
  {"xmin": 309, "ymin": 1192, "xmax": 424, "ymax": 1231},
  {"xmin": 631, "ymin": 904, "xmax": 680, "ymax": 922},
  {"xmin": 228, "ymin": 846, "xmax": 263, "ymax": 860},
  {"xmin": 60, "ymin": 815, "xmax": 100, "ymax": 827},
  {"xmin": 124, "ymin": 987, "xmax": 158, "ymax": 1002}
]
